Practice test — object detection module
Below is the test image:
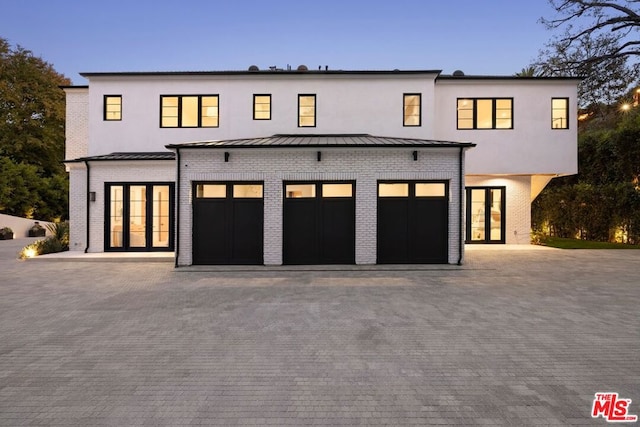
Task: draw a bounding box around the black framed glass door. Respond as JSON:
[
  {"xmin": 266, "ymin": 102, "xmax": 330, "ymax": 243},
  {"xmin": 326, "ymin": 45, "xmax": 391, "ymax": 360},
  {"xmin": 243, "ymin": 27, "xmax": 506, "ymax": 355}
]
[
  {"xmin": 105, "ymin": 183, "xmax": 174, "ymax": 251},
  {"xmin": 466, "ymin": 187, "xmax": 505, "ymax": 244}
]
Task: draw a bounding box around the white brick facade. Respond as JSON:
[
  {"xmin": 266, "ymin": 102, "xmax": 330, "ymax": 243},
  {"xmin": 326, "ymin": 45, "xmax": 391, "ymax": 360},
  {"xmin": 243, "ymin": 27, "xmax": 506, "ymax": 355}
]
[
  {"xmin": 466, "ymin": 175, "xmax": 531, "ymax": 244},
  {"xmin": 177, "ymin": 148, "xmax": 466, "ymax": 266},
  {"xmin": 63, "ymin": 88, "xmax": 88, "ymax": 166}
]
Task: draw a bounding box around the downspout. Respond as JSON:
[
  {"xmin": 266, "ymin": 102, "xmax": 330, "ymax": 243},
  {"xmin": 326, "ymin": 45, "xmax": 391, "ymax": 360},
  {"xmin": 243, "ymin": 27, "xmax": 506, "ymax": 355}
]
[
  {"xmin": 174, "ymin": 148, "xmax": 180, "ymax": 268},
  {"xmin": 458, "ymin": 147, "xmax": 464, "ymax": 265},
  {"xmin": 84, "ymin": 160, "xmax": 90, "ymax": 253}
]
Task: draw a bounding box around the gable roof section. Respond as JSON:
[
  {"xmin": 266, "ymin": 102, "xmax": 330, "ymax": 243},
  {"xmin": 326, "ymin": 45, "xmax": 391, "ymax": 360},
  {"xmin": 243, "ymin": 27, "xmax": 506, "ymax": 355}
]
[{"xmin": 166, "ymin": 134, "xmax": 475, "ymax": 149}]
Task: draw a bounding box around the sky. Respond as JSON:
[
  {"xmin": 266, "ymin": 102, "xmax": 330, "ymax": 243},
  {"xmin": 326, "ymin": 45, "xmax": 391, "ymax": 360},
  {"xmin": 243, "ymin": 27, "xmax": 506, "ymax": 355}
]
[{"xmin": 1, "ymin": 0, "xmax": 559, "ymax": 84}]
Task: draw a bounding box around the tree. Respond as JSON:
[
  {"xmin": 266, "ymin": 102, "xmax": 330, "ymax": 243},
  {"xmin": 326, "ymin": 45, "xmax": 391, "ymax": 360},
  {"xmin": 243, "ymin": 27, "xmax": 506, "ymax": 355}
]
[
  {"xmin": 536, "ymin": 1, "xmax": 640, "ymax": 108},
  {"xmin": 0, "ymin": 37, "xmax": 70, "ymax": 220},
  {"xmin": 541, "ymin": 1, "xmax": 640, "ymax": 67},
  {"xmin": 0, "ymin": 38, "xmax": 70, "ymax": 176}
]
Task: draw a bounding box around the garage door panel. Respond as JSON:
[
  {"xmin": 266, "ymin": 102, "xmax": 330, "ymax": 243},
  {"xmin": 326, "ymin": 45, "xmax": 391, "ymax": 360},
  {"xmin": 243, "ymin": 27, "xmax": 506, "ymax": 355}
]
[
  {"xmin": 283, "ymin": 181, "xmax": 355, "ymax": 265},
  {"xmin": 193, "ymin": 182, "xmax": 263, "ymax": 265},
  {"xmin": 410, "ymin": 199, "xmax": 448, "ymax": 263},
  {"xmin": 193, "ymin": 201, "xmax": 227, "ymax": 264},
  {"xmin": 377, "ymin": 182, "xmax": 448, "ymax": 264},
  {"xmin": 377, "ymin": 199, "xmax": 409, "ymax": 264},
  {"xmin": 321, "ymin": 200, "xmax": 355, "ymax": 264},
  {"xmin": 232, "ymin": 201, "xmax": 264, "ymax": 264},
  {"xmin": 284, "ymin": 201, "xmax": 318, "ymax": 264}
]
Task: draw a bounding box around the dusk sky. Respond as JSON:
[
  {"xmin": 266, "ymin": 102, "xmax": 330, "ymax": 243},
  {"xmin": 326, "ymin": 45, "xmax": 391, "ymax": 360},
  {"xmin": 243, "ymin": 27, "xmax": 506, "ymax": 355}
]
[{"xmin": 2, "ymin": 0, "xmax": 559, "ymax": 84}]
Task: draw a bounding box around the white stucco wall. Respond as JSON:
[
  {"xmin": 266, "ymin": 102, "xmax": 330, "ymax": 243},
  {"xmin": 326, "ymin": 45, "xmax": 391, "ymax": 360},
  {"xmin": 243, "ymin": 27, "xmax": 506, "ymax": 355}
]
[
  {"xmin": 176, "ymin": 147, "xmax": 466, "ymax": 266},
  {"xmin": 435, "ymin": 78, "xmax": 578, "ymax": 176},
  {"xmin": 84, "ymin": 72, "xmax": 439, "ymax": 156}
]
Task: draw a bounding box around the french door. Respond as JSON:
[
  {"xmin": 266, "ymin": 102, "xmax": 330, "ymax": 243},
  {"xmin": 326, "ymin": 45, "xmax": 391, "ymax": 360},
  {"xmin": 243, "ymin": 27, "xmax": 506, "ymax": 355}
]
[
  {"xmin": 105, "ymin": 183, "xmax": 174, "ymax": 251},
  {"xmin": 466, "ymin": 187, "xmax": 505, "ymax": 244}
]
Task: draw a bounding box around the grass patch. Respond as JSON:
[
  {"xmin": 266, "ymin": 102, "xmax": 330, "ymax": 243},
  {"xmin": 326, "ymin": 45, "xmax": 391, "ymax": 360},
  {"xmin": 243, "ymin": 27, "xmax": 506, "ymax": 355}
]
[{"xmin": 542, "ymin": 237, "xmax": 640, "ymax": 249}]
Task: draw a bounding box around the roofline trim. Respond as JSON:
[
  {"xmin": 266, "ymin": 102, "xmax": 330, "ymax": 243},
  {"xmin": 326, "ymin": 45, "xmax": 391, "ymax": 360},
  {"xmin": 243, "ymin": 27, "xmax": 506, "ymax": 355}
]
[
  {"xmin": 436, "ymin": 75, "xmax": 582, "ymax": 81},
  {"xmin": 79, "ymin": 69, "xmax": 443, "ymax": 78},
  {"xmin": 167, "ymin": 143, "xmax": 476, "ymax": 149},
  {"xmin": 64, "ymin": 153, "xmax": 176, "ymax": 163}
]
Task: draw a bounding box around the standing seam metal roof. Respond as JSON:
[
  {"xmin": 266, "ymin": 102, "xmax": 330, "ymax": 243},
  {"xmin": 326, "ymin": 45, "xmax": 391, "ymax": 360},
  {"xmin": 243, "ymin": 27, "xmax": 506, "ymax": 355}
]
[{"xmin": 166, "ymin": 134, "xmax": 475, "ymax": 149}]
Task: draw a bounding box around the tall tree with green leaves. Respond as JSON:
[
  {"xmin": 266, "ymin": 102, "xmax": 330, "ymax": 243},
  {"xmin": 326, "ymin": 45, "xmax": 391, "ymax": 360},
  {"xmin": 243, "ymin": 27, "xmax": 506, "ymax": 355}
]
[{"xmin": 0, "ymin": 37, "xmax": 70, "ymax": 220}]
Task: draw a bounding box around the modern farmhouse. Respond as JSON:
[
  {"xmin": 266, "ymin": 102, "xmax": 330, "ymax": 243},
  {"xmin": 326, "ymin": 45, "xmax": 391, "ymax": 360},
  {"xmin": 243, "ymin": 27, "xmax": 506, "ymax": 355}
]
[{"xmin": 63, "ymin": 68, "xmax": 578, "ymax": 266}]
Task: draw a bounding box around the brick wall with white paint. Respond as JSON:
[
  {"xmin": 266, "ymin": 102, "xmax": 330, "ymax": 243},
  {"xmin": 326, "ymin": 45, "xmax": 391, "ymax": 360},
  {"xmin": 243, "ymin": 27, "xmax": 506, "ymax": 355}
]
[
  {"xmin": 63, "ymin": 88, "xmax": 88, "ymax": 163},
  {"xmin": 466, "ymin": 175, "xmax": 532, "ymax": 244},
  {"xmin": 176, "ymin": 147, "xmax": 467, "ymax": 266},
  {"xmin": 85, "ymin": 161, "xmax": 175, "ymax": 252},
  {"xmin": 67, "ymin": 164, "xmax": 87, "ymax": 251}
]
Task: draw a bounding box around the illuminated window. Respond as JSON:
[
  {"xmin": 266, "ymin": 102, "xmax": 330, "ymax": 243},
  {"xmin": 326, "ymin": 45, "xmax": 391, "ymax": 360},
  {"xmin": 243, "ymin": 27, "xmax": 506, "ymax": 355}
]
[
  {"xmin": 552, "ymin": 98, "xmax": 569, "ymax": 129},
  {"xmin": 196, "ymin": 184, "xmax": 226, "ymax": 198},
  {"xmin": 233, "ymin": 184, "xmax": 263, "ymax": 198},
  {"xmin": 298, "ymin": 94, "xmax": 316, "ymax": 127},
  {"xmin": 322, "ymin": 183, "xmax": 353, "ymax": 198},
  {"xmin": 286, "ymin": 184, "xmax": 316, "ymax": 198},
  {"xmin": 415, "ymin": 183, "xmax": 446, "ymax": 197},
  {"xmin": 378, "ymin": 183, "xmax": 409, "ymax": 197},
  {"xmin": 160, "ymin": 95, "xmax": 218, "ymax": 128},
  {"xmin": 104, "ymin": 95, "xmax": 122, "ymax": 121},
  {"xmin": 457, "ymin": 98, "xmax": 513, "ymax": 129},
  {"xmin": 403, "ymin": 93, "xmax": 421, "ymax": 126},
  {"xmin": 254, "ymin": 94, "xmax": 271, "ymax": 120}
]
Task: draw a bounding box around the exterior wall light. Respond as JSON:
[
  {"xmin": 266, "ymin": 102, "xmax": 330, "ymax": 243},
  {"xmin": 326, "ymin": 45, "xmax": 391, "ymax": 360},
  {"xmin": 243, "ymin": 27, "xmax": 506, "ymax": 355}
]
[
  {"xmin": 224, "ymin": 152, "xmax": 230, "ymax": 162},
  {"xmin": 89, "ymin": 191, "xmax": 96, "ymax": 202}
]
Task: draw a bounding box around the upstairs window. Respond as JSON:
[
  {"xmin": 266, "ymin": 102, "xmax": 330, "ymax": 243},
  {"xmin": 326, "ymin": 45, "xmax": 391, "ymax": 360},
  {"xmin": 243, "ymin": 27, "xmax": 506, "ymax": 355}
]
[
  {"xmin": 457, "ymin": 98, "xmax": 513, "ymax": 129},
  {"xmin": 253, "ymin": 94, "xmax": 271, "ymax": 120},
  {"xmin": 104, "ymin": 95, "xmax": 122, "ymax": 121},
  {"xmin": 160, "ymin": 95, "xmax": 218, "ymax": 128},
  {"xmin": 403, "ymin": 93, "xmax": 421, "ymax": 126},
  {"xmin": 552, "ymin": 98, "xmax": 569, "ymax": 129},
  {"xmin": 298, "ymin": 94, "xmax": 316, "ymax": 127}
]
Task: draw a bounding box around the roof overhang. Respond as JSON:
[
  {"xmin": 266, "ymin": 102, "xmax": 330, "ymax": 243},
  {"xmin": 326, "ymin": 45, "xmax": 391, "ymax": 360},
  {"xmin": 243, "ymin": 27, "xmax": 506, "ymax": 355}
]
[
  {"xmin": 64, "ymin": 152, "xmax": 176, "ymax": 163},
  {"xmin": 166, "ymin": 134, "xmax": 475, "ymax": 150}
]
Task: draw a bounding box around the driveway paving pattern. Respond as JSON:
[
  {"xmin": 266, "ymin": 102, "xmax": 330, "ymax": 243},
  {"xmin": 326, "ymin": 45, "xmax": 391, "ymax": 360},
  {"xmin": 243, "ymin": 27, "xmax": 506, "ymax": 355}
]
[{"xmin": 0, "ymin": 239, "xmax": 639, "ymax": 426}]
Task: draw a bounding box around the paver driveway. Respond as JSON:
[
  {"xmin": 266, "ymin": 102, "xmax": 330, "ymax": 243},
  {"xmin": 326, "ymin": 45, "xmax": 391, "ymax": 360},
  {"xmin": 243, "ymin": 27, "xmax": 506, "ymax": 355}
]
[{"xmin": 0, "ymin": 239, "xmax": 639, "ymax": 426}]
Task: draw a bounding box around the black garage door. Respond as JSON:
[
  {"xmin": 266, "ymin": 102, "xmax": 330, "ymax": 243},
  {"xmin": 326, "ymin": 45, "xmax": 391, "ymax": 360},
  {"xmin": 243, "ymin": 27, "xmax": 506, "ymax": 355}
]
[
  {"xmin": 283, "ymin": 181, "xmax": 355, "ymax": 265},
  {"xmin": 377, "ymin": 181, "xmax": 448, "ymax": 264},
  {"xmin": 193, "ymin": 182, "xmax": 263, "ymax": 265}
]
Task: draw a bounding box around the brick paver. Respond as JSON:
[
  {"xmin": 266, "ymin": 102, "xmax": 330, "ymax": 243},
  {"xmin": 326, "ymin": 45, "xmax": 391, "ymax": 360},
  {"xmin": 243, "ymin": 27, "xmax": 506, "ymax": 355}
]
[{"xmin": 0, "ymin": 239, "xmax": 639, "ymax": 425}]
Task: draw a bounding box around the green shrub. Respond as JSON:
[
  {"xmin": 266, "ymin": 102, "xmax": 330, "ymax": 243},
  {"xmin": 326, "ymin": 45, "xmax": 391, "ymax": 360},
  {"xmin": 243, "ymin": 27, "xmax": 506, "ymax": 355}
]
[{"xmin": 20, "ymin": 221, "xmax": 69, "ymax": 258}]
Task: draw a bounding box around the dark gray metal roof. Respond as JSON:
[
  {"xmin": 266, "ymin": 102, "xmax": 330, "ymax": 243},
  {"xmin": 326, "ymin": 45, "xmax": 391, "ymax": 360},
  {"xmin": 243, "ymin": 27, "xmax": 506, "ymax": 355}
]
[
  {"xmin": 65, "ymin": 152, "xmax": 176, "ymax": 163},
  {"xmin": 166, "ymin": 134, "xmax": 475, "ymax": 149}
]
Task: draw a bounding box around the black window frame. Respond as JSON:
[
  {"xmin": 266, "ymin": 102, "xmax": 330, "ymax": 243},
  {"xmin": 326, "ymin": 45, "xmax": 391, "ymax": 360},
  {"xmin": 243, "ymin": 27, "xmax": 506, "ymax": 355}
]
[
  {"xmin": 104, "ymin": 182, "xmax": 175, "ymax": 252},
  {"xmin": 456, "ymin": 98, "xmax": 513, "ymax": 130},
  {"xmin": 551, "ymin": 97, "xmax": 569, "ymax": 130},
  {"xmin": 403, "ymin": 93, "xmax": 422, "ymax": 127},
  {"xmin": 103, "ymin": 95, "xmax": 122, "ymax": 121},
  {"xmin": 159, "ymin": 94, "xmax": 219, "ymax": 128},
  {"xmin": 253, "ymin": 94, "xmax": 271, "ymax": 120},
  {"xmin": 377, "ymin": 180, "xmax": 449, "ymax": 199},
  {"xmin": 465, "ymin": 186, "xmax": 506, "ymax": 244},
  {"xmin": 298, "ymin": 94, "xmax": 316, "ymax": 128}
]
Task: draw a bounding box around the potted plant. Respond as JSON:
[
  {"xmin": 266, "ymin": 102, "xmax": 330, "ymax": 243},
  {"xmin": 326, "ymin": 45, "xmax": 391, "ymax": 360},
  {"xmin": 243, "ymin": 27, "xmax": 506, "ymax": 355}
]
[
  {"xmin": 0, "ymin": 227, "xmax": 14, "ymax": 240},
  {"xmin": 28, "ymin": 222, "xmax": 46, "ymax": 237}
]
